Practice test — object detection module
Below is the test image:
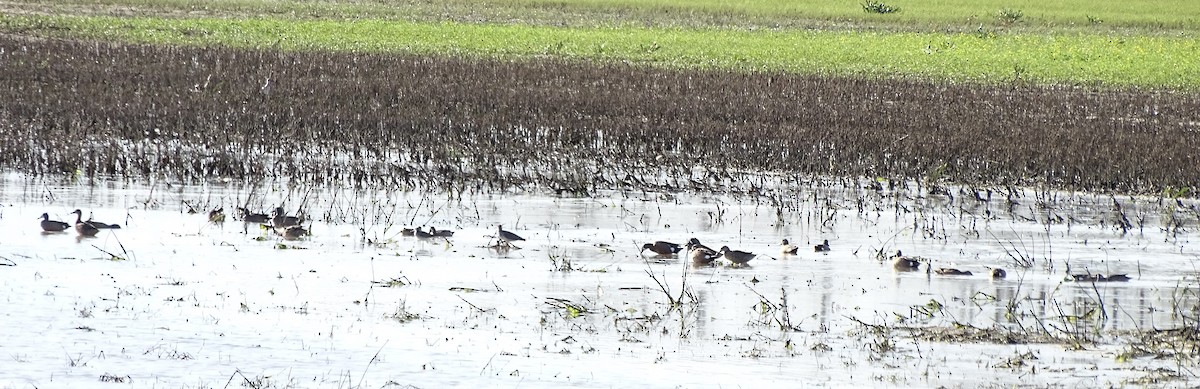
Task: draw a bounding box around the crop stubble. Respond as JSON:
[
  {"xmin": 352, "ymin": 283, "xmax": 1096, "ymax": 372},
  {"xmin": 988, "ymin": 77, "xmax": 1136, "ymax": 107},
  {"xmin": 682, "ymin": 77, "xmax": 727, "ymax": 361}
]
[{"xmin": 1, "ymin": 36, "xmax": 1196, "ymax": 194}]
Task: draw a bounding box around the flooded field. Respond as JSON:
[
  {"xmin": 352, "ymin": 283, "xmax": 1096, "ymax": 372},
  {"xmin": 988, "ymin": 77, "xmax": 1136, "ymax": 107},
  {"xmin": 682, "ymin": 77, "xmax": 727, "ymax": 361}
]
[{"xmin": 2, "ymin": 173, "xmax": 1199, "ymax": 388}]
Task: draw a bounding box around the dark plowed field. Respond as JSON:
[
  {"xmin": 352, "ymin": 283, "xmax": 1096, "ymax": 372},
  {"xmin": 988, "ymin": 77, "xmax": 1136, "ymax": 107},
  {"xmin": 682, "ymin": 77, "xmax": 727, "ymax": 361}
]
[{"xmin": 2, "ymin": 36, "xmax": 1197, "ymax": 194}]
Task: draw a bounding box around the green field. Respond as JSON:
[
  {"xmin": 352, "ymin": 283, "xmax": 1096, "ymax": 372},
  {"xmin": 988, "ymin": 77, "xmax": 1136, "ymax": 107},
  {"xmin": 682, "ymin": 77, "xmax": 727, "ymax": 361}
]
[
  {"xmin": 1, "ymin": 0, "xmax": 1197, "ymax": 89},
  {"xmin": 6, "ymin": 0, "xmax": 1200, "ymax": 33},
  {"xmin": 2, "ymin": 13, "xmax": 1197, "ymax": 89}
]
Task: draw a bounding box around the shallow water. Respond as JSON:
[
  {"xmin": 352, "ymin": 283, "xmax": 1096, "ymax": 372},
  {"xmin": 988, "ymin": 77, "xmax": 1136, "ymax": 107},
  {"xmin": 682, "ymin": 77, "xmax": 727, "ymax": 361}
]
[{"xmin": 1, "ymin": 173, "xmax": 1197, "ymax": 388}]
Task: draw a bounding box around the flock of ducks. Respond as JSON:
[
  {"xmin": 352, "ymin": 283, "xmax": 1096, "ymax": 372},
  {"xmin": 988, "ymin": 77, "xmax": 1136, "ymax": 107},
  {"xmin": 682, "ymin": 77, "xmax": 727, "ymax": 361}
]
[
  {"xmin": 639, "ymin": 237, "xmax": 833, "ymax": 267},
  {"xmin": 38, "ymin": 208, "xmax": 1135, "ymax": 283},
  {"xmin": 225, "ymin": 207, "xmax": 310, "ymax": 239},
  {"xmin": 396, "ymin": 224, "xmax": 526, "ymax": 249},
  {"xmin": 887, "ymin": 250, "xmax": 1131, "ymax": 283},
  {"xmin": 40, "ymin": 210, "xmax": 121, "ymax": 237},
  {"xmin": 640, "ymin": 238, "xmax": 1133, "ymax": 283},
  {"xmin": 39, "ymin": 206, "xmax": 311, "ymax": 239}
]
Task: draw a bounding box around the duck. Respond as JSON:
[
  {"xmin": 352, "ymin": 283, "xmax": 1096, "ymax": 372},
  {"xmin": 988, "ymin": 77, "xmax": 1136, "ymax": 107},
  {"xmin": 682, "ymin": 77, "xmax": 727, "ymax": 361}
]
[
  {"xmin": 399, "ymin": 227, "xmax": 416, "ymax": 237},
  {"xmin": 990, "ymin": 268, "xmax": 1007, "ymax": 279},
  {"xmin": 934, "ymin": 268, "xmax": 973, "ymax": 276},
  {"xmin": 71, "ymin": 210, "xmax": 100, "ymax": 237},
  {"xmin": 414, "ymin": 227, "xmax": 436, "ymax": 239},
  {"xmin": 641, "ymin": 241, "xmax": 683, "ymax": 256},
  {"xmin": 237, "ymin": 207, "xmax": 270, "ymax": 223},
  {"xmin": 780, "ymin": 239, "xmax": 798, "ymax": 255},
  {"xmin": 1067, "ymin": 274, "xmax": 1104, "ymax": 282},
  {"xmin": 430, "ymin": 227, "xmax": 455, "ymax": 238},
  {"xmin": 1105, "ymin": 274, "xmax": 1132, "ymax": 282},
  {"xmin": 271, "ymin": 207, "xmax": 303, "ymax": 228},
  {"xmin": 891, "ymin": 250, "xmax": 921, "ymax": 271},
  {"xmin": 497, "ymin": 225, "xmax": 525, "ymax": 247},
  {"xmin": 688, "ymin": 245, "xmax": 721, "ymax": 266},
  {"xmin": 814, "ymin": 239, "xmax": 831, "ymax": 252},
  {"xmin": 208, "ymin": 207, "xmax": 226, "ymax": 223},
  {"xmin": 83, "ymin": 210, "xmax": 121, "ymax": 229},
  {"xmin": 687, "ymin": 238, "xmax": 714, "ymax": 253},
  {"xmin": 277, "ymin": 225, "xmax": 308, "ymax": 240},
  {"xmin": 40, "ymin": 213, "xmax": 70, "ymax": 232},
  {"xmin": 719, "ymin": 246, "xmax": 756, "ymax": 266}
]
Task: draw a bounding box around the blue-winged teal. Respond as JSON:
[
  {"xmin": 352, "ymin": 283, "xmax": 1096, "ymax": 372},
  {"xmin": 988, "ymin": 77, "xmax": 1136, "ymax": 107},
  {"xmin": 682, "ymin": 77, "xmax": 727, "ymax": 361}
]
[
  {"xmin": 687, "ymin": 242, "xmax": 720, "ymax": 265},
  {"xmin": 430, "ymin": 227, "xmax": 455, "ymax": 238},
  {"xmin": 83, "ymin": 210, "xmax": 120, "ymax": 229},
  {"xmin": 238, "ymin": 207, "xmax": 270, "ymax": 223},
  {"xmin": 780, "ymin": 239, "xmax": 798, "ymax": 255},
  {"xmin": 642, "ymin": 241, "xmax": 682, "ymax": 256},
  {"xmin": 209, "ymin": 208, "xmax": 226, "ymax": 223},
  {"xmin": 40, "ymin": 213, "xmax": 70, "ymax": 232},
  {"xmin": 891, "ymin": 250, "xmax": 921, "ymax": 271},
  {"xmin": 686, "ymin": 238, "xmax": 714, "ymax": 253},
  {"xmin": 271, "ymin": 207, "xmax": 303, "ymax": 228},
  {"xmin": 414, "ymin": 227, "xmax": 435, "ymax": 239},
  {"xmin": 278, "ymin": 225, "xmax": 309, "ymax": 240},
  {"xmin": 1068, "ymin": 273, "xmax": 1131, "ymax": 282},
  {"xmin": 990, "ymin": 268, "xmax": 1007, "ymax": 279},
  {"xmin": 71, "ymin": 210, "xmax": 100, "ymax": 237},
  {"xmin": 934, "ymin": 268, "xmax": 973, "ymax": 276},
  {"xmin": 814, "ymin": 239, "xmax": 831, "ymax": 252},
  {"xmin": 719, "ymin": 246, "xmax": 756, "ymax": 266},
  {"xmin": 1067, "ymin": 274, "xmax": 1104, "ymax": 282}
]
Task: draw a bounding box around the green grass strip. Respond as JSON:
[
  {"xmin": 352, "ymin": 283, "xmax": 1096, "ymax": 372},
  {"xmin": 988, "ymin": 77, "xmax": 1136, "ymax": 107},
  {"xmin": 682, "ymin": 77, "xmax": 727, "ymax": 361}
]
[
  {"xmin": 489, "ymin": 0, "xmax": 1200, "ymax": 31},
  {"xmin": 3, "ymin": 14, "xmax": 1197, "ymax": 89}
]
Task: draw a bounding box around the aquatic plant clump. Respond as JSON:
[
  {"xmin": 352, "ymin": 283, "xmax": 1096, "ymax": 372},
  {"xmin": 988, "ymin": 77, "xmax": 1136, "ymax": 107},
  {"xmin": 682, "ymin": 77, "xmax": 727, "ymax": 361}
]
[{"xmin": 0, "ymin": 36, "xmax": 1197, "ymax": 194}]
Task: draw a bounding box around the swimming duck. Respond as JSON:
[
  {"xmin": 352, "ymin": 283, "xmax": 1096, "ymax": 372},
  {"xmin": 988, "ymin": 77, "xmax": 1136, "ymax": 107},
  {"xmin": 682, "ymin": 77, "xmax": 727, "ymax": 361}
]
[
  {"xmin": 689, "ymin": 245, "xmax": 721, "ymax": 266},
  {"xmin": 687, "ymin": 238, "xmax": 714, "ymax": 253},
  {"xmin": 934, "ymin": 268, "xmax": 973, "ymax": 276},
  {"xmin": 814, "ymin": 239, "xmax": 831, "ymax": 252},
  {"xmin": 82, "ymin": 210, "xmax": 121, "ymax": 229},
  {"xmin": 990, "ymin": 268, "xmax": 1007, "ymax": 279},
  {"xmin": 414, "ymin": 227, "xmax": 435, "ymax": 239},
  {"xmin": 1067, "ymin": 274, "xmax": 1104, "ymax": 282},
  {"xmin": 40, "ymin": 213, "xmax": 70, "ymax": 232},
  {"xmin": 641, "ymin": 241, "xmax": 683, "ymax": 256},
  {"xmin": 430, "ymin": 227, "xmax": 455, "ymax": 238},
  {"xmin": 780, "ymin": 239, "xmax": 798, "ymax": 255},
  {"xmin": 1104, "ymin": 274, "xmax": 1132, "ymax": 282},
  {"xmin": 278, "ymin": 225, "xmax": 308, "ymax": 240},
  {"xmin": 71, "ymin": 210, "xmax": 100, "ymax": 237},
  {"xmin": 237, "ymin": 207, "xmax": 270, "ymax": 223},
  {"xmin": 891, "ymin": 250, "xmax": 921, "ymax": 271},
  {"xmin": 271, "ymin": 207, "xmax": 303, "ymax": 228},
  {"xmin": 208, "ymin": 207, "xmax": 226, "ymax": 223},
  {"xmin": 719, "ymin": 246, "xmax": 756, "ymax": 266}
]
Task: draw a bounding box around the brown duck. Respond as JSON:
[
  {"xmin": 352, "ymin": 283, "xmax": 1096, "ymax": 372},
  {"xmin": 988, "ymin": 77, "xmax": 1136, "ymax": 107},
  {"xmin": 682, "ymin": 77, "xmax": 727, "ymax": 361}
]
[
  {"xmin": 780, "ymin": 239, "xmax": 798, "ymax": 255},
  {"xmin": 688, "ymin": 244, "xmax": 721, "ymax": 266},
  {"xmin": 934, "ymin": 268, "xmax": 973, "ymax": 276},
  {"xmin": 71, "ymin": 210, "xmax": 100, "ymax": 237},
  {"xmin": 891, "ymin": 250, "xmax": 921, "ymax": 271}
]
